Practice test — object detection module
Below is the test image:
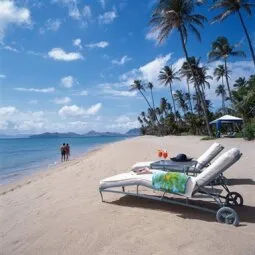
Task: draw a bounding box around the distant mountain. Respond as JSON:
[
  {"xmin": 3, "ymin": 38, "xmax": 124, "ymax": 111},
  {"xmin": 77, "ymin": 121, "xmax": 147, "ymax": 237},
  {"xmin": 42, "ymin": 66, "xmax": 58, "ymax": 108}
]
[
  {"xmin": 29, "ymin": 131, "xmax": 125, "ymax": 138},
  {"xmin": 83, "ymin": 130, "xmax": 124, "ymax": 137},
  {"xmin": 30, "ymin": 132, "xmax": 81, "ymax": 138},
  {"xmin": 125, "ymin": 128, "xmax": 141, "ymax": 136},
  {"xmin": 28, "ymin": 129, "xmax": 140, "ymax": 138}
]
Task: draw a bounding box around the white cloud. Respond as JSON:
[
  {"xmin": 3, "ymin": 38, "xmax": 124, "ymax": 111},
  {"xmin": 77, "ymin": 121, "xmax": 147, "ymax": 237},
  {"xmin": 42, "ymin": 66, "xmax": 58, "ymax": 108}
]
[
  {"xmin": 0, "ymin": 0, "xmax": 31, "ymax": 41},
  {"xmin": 0, "ymin": 74, "xmax": 6, "ymax": 78},
  {"xmin": 40, "ymin": 19, "xmax": 61, "ymax": 34},
  {"xmin": 86, "ymin": 103, "xmax": 102, "ymax": 115},
  {"xmin": 48, "ymin": 48, "xmax": 84, "ymax": 61},
  {"xmin": 0, "ymin": 107, "xmax": 45, "ymax": 132},
  {"xmin": 83, "ymin": 5, "xmax": 92, "ymax": 19},
  {"xmin": 101, "ymin": 88, "xmax": 137, "ymax": 97},
  {"xmin": 74, "ymin": 90, "xmax": 88, "ymax": 96},
  {"xmin": 98, "ymin": 10, "xmax": 117, "ymax": 24},
  {"xmin": 107, "ymin": 115, "xmax": 139, "ymax": 130},
  {"xmin": 58, "ymin": 103, "xmax": 102, "ymax": 118},
  {"xmin": 139, "ymin": 54, "xmax": 172, "ymax": 84},
  {"xmin": 86, "ymin": 41, "xmax": 109, "ymax": 49},
  {"xmin": 3, "ymin": 45, "xmax": 19, "ymax": 52},
  {"xmin": 52, "ymin": 96, "xmax": 71, "ymax": 105},
  {"xmin": 52, "ymin": 0, "xmax": 81, "ymax": 20},
  {"xmin": 0, "ymin": 120, "xmax": 8, "ymax": 130},
  {"xmin": 14, "ymin": 87, "xmax": 55, "ymax": 93},
  {"xmin": 0, "ymin": 106, "xmax": 17, "ymax": 116},
  {"xmin": 73, "ymin": 38, "xmax": 82, "ymax": 49},
  {"xmin": 112, "ymin": 55, "xmax": 132, "ymax": 65},
  {"xmin": 60, "ymin": 75, "xmax": 77, "ymax": 88}
]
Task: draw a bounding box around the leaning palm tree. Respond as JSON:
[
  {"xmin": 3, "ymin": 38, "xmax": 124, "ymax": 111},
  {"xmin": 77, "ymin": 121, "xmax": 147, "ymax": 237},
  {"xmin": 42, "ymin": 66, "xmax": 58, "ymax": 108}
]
[
  {"xmin": 146, "ymin": 82, "xmax": 156, "ymax": 110},
  {"xmin": 159, "ymin": 65, "xmax": 180, "ymax": 116},
  {"xmin": 215, "ymin": 84, "xmax": 227, "ymax": 111},
  {"xmin": 130, "ymin": 80, "xmax": 152, "ymax": 109},
  {"xmin": 174, "ymin": 90, "xmax": 188, "ymax": 114},
  {"xmin": 210, "ymin": 0, "xmax": 255, "ymax": 66},
  {"xmin": 130, "ymin": 80, "xmax": 161, "ymax": 127},
  {"xmin": 150, "ymin": 0, "xmax": 212, "ymax": 136},
  {"xmin": 209, "ymin": 36, "xmax": 246, "ymax": 100}
]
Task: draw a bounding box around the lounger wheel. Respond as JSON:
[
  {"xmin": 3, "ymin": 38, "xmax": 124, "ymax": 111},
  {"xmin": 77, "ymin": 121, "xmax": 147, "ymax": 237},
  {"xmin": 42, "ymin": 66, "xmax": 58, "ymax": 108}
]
[
  {"xmin": 226, "ymin": 192, "xmax": 243, "ymax": 206},
  {"xmin": 216, "ymin": 207, "xmax": 239, "ymax": 226}
]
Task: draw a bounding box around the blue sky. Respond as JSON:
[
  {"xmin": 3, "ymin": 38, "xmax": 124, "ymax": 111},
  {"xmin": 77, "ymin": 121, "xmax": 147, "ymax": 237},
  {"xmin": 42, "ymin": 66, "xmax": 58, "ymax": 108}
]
[{"xmin": 0, "ymin": 0, "xmax": 254, "ymax": 134}]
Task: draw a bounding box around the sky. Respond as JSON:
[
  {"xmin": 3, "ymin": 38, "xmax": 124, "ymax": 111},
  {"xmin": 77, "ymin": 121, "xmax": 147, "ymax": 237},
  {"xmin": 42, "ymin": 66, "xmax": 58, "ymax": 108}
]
[{"xmin": 0, "ymin": 0, "xmax": 254, "ymax": 135}]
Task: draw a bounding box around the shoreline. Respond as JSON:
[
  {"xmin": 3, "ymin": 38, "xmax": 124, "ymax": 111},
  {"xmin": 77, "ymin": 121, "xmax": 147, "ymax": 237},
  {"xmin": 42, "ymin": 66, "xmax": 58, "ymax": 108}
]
[
  {"xmin": 0, "ymin": 136, "xmax": 131, "ymax": 188},
  {"xmin": 0, "ymin": 136, "xmax": 134, "ymax": 195}
]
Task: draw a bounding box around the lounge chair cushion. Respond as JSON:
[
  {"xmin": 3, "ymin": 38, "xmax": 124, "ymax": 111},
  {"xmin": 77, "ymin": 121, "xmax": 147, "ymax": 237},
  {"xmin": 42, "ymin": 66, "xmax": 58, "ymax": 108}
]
[
  {"xmin": 195, "ymin": 148, "xmax": 241, "ymax": 187},
  {"xmin": 131, "ymin": 161, "xmax": 154, "ymax": 171},
  {"xmin": 100, "ymin": 172, "xmax": 153, "ymax": 190},
  {"xmin": 196, "ymin": 142, "xmax": 224, "ymax": 170}
]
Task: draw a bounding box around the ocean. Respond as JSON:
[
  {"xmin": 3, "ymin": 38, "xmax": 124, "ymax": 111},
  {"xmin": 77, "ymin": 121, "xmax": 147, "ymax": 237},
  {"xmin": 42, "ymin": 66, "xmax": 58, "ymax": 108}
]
[{"xmin": 0, "ymin": 136, "xmax": 127, "ymax": 184}]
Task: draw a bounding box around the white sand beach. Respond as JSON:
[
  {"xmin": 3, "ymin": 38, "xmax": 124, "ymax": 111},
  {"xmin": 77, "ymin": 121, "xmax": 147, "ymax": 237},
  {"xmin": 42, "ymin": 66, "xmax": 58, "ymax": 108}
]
[{"xmin": 1, "ymin": 136, "xmax": 255, "ymax": 255}]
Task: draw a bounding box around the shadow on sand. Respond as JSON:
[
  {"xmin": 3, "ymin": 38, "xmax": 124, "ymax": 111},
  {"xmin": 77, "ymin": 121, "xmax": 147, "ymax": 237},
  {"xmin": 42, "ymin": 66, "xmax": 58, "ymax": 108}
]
[
  {"xmin": 227, "ymin": 178, "xmax": 255, "ymax": 186},
  {"xmin": 105, "ymin": 195, "xmax": 255, "ymax": 225}
]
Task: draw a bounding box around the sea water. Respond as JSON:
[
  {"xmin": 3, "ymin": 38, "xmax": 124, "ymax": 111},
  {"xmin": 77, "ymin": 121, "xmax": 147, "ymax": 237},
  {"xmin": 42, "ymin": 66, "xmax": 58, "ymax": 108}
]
[{"xmin": 0, "ymin": 136, "xmax": 127, "ymax": 184}]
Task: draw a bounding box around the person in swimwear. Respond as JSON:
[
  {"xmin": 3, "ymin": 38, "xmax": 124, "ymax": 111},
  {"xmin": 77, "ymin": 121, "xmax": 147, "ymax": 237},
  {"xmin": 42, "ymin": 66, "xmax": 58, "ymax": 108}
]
[
  {"xmin": 65, "ymin": 143, "xmax": 70, "ymax": 161},
  {"xmin": 60, "ymin": 143, "xmax": 66, "ymax": 162}
]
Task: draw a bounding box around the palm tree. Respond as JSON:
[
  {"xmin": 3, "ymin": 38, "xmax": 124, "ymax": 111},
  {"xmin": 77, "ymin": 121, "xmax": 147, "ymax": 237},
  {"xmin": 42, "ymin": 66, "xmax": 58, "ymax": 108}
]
[
  {"xmin": 184, "ymin": 92, "xmax": 192, "ymax": 112},
  {"xmin": 233, "ymin": 77, "xmax": 246, "ymax": 88},
  {"xmin": 214, "ymin": 64, "xmax": 228, "ymax": 90},
  {"xmin": 150, "ymin": 0, "xmax": 213, "ymax": 136},
  {"xmin": 160, "ymin": 97, "xmax": 168, "ymax": 117},
  {"xmin": 130, "ymin": 80, "xmax": 152, "ymax": 109},
  {"xmin": 159, "ymin": 65, "xmax": 180, "ymax": 116},
  {"xmin": 210, "ymin": 0, "xmax": 255, "ymax": 66},
  {"xmin": 180, "ymin": 61, "xmax": 193, "ymax": 113},
  {"xmin": 147, "ymin": 82, "xmax": 156, "ymax": 110},
  {"xmin": 215, "ymin": 84, "xmax": 227, "ymax": 111},
  {"xmin": 209, "ymin": 36, "xmax": 246, "ymax": 100},
  {"xmin": 192, "ymin": 65, "xmax": 213, "ymax": 100},
  {"xmin": 130, "ymin": 80, "xmax": 160, "ymax": 126},
  {"xmin": 174, "ymin": 90, "xmax": 188, "ymax": 114}
]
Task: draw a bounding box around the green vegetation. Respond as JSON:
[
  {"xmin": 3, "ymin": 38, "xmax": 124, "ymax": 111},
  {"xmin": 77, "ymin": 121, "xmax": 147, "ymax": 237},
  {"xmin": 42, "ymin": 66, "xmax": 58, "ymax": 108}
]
[{"xmin": 132, "ymin": 0, "xmax": 255, "ymax": 140}]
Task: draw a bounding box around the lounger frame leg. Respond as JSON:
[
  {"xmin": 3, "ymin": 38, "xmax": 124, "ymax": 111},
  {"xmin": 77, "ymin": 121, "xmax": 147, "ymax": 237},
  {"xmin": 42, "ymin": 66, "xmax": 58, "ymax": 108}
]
[{"xmin": 99, "ymin": 190, "xmax": 104, "ymax": 202}]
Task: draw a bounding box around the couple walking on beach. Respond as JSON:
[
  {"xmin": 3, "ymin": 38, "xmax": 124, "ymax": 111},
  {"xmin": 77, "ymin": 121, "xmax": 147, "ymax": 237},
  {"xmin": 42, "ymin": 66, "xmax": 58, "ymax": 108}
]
[{"xmin": 60, "ymin": 143, "xmax": 70, "ymax": 162}]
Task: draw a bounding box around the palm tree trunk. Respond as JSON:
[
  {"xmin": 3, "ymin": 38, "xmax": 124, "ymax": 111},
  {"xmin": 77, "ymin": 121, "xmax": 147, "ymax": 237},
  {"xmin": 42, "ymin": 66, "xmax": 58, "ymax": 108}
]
[
  {"xmin": 169, "ymin": 84, "xmax": 177, "ymax": 115},
  {"xmin": 150, "ymin": 89, "xmax": 155, "ymax": 110},
  {"xmin": 139, "ymin": 90, "xmax": 161, "ymax": 127},
  {"xmin": 187, "ymin": 80, "xmax": 193, "ymax": 113},
  {"xmin": 237, "ymin": 10, "xmax": 255, "ymax": 66},
  {"xmin": 222, "ymin": 94, "xmax": 224, "ymax": 111},
  {"xmin": 179, "ymin": 28, "xmax": 212, "ymax": 137},
  {"xmin": 224, "ymin": 58, "xmax": 232, "ymax": 101}
]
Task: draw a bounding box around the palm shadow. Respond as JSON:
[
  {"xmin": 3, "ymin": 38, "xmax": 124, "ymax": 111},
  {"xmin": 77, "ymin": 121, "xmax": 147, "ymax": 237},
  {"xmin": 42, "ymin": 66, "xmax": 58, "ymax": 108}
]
[
  {"xmin": 105, "ymin": 195, "xmax": 255, "ymax": 225},
  {"xmin": 227, "ymin": 178, "xmax": 255, "ymax": 186}
]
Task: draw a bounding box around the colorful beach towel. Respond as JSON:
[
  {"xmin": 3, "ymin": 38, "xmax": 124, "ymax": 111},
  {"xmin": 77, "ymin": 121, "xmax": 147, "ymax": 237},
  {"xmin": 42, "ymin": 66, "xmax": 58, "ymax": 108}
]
[{"xmin": 152, "ymin": 172, "xmax": 190, "ymax": 194}]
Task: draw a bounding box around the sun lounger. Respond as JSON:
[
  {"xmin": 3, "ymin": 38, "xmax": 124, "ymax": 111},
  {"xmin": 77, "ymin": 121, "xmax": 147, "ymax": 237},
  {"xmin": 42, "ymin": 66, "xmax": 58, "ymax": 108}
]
[
  {"xmin": 131, "ymin": 142, "xmax": 224, "ymax": 173},
  {"xmin": 99, "ymin": 148, "xmax": 243, "ymax": 226}
]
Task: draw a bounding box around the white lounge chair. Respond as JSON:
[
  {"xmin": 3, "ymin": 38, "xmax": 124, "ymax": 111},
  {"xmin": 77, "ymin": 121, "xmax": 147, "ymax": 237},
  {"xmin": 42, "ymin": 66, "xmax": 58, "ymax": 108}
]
[
  {"xmin": 131, "ymin": 142, "xmax": 224, "ymax": 173},
  {"xmin": 99, "ymin": 148, "xmax": 242, "ymax": 226}
]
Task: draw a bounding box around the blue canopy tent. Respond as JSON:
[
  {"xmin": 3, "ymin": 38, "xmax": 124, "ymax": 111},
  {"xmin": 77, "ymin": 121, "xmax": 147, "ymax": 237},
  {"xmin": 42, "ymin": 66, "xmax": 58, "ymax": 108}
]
[{"xmin": 209, "ymin": 115, "xmax": 243, "ymax": 137}]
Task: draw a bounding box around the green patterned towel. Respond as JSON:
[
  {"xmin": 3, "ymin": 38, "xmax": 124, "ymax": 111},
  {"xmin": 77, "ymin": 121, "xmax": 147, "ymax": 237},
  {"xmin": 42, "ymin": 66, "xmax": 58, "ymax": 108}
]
[{"xmin": 152, "ymin": 172, "xmax": 189, "ymax": 194}]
